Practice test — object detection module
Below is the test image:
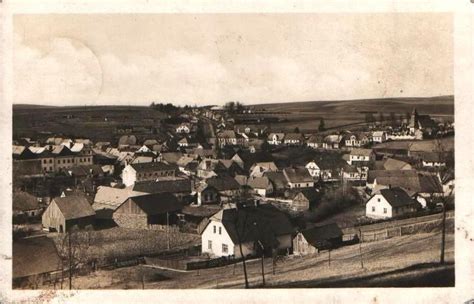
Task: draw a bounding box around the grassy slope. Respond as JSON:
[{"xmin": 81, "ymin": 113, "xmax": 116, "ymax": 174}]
[{"xmin": 65, "ymin": 231, "xmax": 453, "ymax": 289}]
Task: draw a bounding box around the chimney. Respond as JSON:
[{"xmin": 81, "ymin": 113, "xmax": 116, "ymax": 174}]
[{"xmin": 388, "ymin": 184, "xmax": 392, "ymax": 189}]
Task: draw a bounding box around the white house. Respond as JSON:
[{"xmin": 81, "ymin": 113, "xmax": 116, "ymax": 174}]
[
  {"xmin": 283, "ymin": 133, "xmax": 304, "ymax": 146},
  {"xmin": 249, "ymin": 162, "xmax": 278, "ymax": 178},
  {"xmin": 372, "ymin": 131, "xmax": 387, "ymax": 143},
  {"xmin": 283, "ymin": 168, "xmax": 314, "ymax": 189},
  {"xmin": 121, "ymin": 162, "xmax": 177, "ymax": 187},
  {"xmin": 347, "ymin": 148, "xmax": 375, "ymax": 165},
  {"xmin": 176, "ymin": 123, "xmax": 191, "ymax": 134},
  {"xmin": 201, "ymin": 205, "xmax": 294, "ymax": 258},
  {"xmin": 247, "ymin": 176, "xmax": 273, "ymax": 197},
  {"xmin": 365, "ymin": 187, "xmax": 419, "ymax": 219},
  {"xmin": 305, "ymin": 161, "xmax": 320, "ymax": 178},
  {"xmin": 421, "ymin": 152, "xmax": 446, "ymax": 167},
  {"xmin": 267, "ymin": 133, "xmax": 284, "ymax": 145}
]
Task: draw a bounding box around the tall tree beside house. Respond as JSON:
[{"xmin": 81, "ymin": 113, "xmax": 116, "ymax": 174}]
[
  {"xmin": 318, "ymin": 119, "xmax": 325, "ymax": 131},
  {"xmin": 224, "ymin": 101, "xmax": 236, "ymax": 113},
  {"xmin": 378, "ymin": 112, "xmax": 385, "ymax": 123}
]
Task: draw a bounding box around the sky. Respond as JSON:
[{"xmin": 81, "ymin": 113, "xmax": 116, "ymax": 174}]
[{"xmin": 13, "ymin": 13, "xmax": 453, "ymax": 106}]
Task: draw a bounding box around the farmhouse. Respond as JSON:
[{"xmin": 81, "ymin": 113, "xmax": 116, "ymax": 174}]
[
  {"xmin": 306, "ymin": 134, "xmax": 324, "ymax": 149},
  {"xmin": 343, "ymin": 132, "xmax": 370, "ymax": 148},
  {"xmin": 372, "ymin": 131, "xmax": 387, "ymax": 143},
  {"xmin": 247, "ymin": 176, "xmax": 274, "ymax": 197},
  {"xmin": 249, "ymin": 161, "xmax": 278, "ymax": 178},
  {"xmin": 293, "ymin": 223, "xmax": 343, "ymax": 255},
  {"xmin": 92, "ymin": 186, "xmax": 147, "ymax": 221},
  {"xmin": 112, "ymin": 193, "xmax": 183, "ymax": 229},
  {"xmin": 365, "ymin": 187, "xmax": 419, "ymax": 219},
  {"xmin": 42, "ymin": 196, "xmax": 95, "ymax": 233},
  {"xmin": 206, "ymin": 176, "xmax": 242, "ymax": 201},
  {"xmin": 217, "ymin": 130, "xmax": 238, "ymax": 147},
  {"xmin": 13, "ymin": 191, "xmax": 43, "ymax": 219},
  {"xmin": 421, "ymin": 152, "xmax": 446, "ymax": 167},
  {"xmin": 283, "ymin": 167, "xmax": 314, "ymax": 189},
  {"xmin": 284, "ymin": 133, "xmax": 304, "ymax": 146},
  {"xmin": 131, "ymin": 179, "xmax": 193, "ymax": 202},
  {"xmin": 201, "ymin": 204, "xmax": 294, "ymax": 257},
  {"xmin": 267, "ymin": 133, "xmax": 285, "ymax": 145},
  {"xmin": 196, "ymin": 184, "xmax": 220, "ymax": 206},
  {"xmin": 290, "ymin": 188, "xmax": 318, "ymax": 212},
  {"xmin": 121, "ymin": 162, "xmax": 177, "ymax": 187},
  {"xmin": 347, "ymin": 148, "xmax": 375, "ymax": 165}
]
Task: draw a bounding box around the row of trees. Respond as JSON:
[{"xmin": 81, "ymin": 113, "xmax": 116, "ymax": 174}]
[
  {"xmin": 224, "ymin": 101, "xmax": 245, "ymax": 114},
  {"xmin": 365, "ymin": 111, "xmax": 411, "ymax": 125}
]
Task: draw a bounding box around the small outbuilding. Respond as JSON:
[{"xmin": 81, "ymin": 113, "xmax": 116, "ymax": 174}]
[
  {"xmin": 42, "ymin": 196, "xmax": 95, "ymax": 233},
  {"xmin": 293, "ymin": 223, "xmax": 343, "ymax": 255}
]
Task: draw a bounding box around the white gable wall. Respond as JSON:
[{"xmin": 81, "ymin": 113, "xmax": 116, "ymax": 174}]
[
  {"xmin": 121, "ymin": 165, "xmax": 137, "ymax": 187},
  {"xmin": 365, "ymin": 194, "xmax": 393, "ymax": 219}
]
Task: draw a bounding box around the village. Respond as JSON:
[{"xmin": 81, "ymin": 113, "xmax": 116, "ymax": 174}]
[{"xmin": 12, "ymin": 101, "xmax": 455, "ymax": 289}]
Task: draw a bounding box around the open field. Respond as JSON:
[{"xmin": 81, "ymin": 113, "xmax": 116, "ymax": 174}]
[
  {"xmin": 57, "ymin": 230, "xmax": 453, "ymax": 289},
  {"xmin": 251, "ymin": 95, "xmax": 454, "ymax": 132},
  {"xmin": 13, "ymin": 105, "xmax": 166, "ymax": 142}
]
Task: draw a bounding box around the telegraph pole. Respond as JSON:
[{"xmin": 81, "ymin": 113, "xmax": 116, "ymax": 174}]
[
  {"xmin": 440, "ymin": 202, "xmax": 447, "ymax": 264},
  {"xmin": 68, "ymin": 230, "xmax": 72, "ymax": 290},
  {"xmin": 358, "ymin": 228, "xmax": 364, "ymax": 269},
  {"xmin": 167, "ymin": 212, "xmax": 170, "ymax": 250}
]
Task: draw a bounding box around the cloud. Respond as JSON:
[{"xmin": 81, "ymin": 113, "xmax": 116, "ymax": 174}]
[{"xmin": 14, "ymin": 35, "xmax": 103, "ymax": 104}]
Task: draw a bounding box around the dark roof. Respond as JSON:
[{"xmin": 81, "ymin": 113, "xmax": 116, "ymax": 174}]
[
  {"xmin": 68, "ymin": 165, "xmax": 104, "ymax": 177},
  {"xmin": 422, "ymin": 152, "xmax": 444, "ymax": 163},
  {"xmin": 283, "ymin": 167, "xmax": 313, "ymax": 183},
  {"xmin": 181, "ymin": 204, "xmax": 222, "ymax": 218},
  {"xmin": 130, "ymin": 162, "xmax": 177, "ymax": 173},
  {"xmin": 295, "ymin": 188, "xmax": 319, "ymax": 202},
  {"xmin": 13, "ymin": 237, "xmax": 62, "ymax": 279},
  {"xmin": 206, "ymin": 176, "xmax": 241, "ymax": 192},
  {"xmin": 284, "ymin": 133, "xmax": 304, "ymax": 141},
  {"xmin": 13, "ymin": 160, "xmax": 43, "ymax": 177},
  {"xmin": 301, "ymin": 223, "xmax": 343, "ymax": 246},
  {"xmin": 131, "ymin": 179, "xmax": 192, "ymax": 194},
  {"xmin": 215, "ymin": 204, "xmax": 294, "ymax": 246},
  {"xmin": 52, "ymin": 196, "xmax": 96, "ymax": 220},
  {"xmin": 264, "ymin": 171, "xmax": 287, "ymax": 190},
  {"xmin": 13, "ymin": 191, "xmax": 40, "ymax": 211},
  {"xmin": 128, "ymin": 193, "xmax": 182, "ymax": 215},
  {"xmin": 379, "ymin": 187, "xmax": 416, "ymax": 207}
]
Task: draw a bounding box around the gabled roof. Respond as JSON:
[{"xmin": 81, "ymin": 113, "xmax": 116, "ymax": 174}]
[
  {"xmin": 209, "ymin": 204, "xmax": 294, "ymax": 246},
  {"xmin": 13, "ymin": 237, "xmax": 62, "ymax": 279},
  {"xmin": 301, "ymin": 223, "xmax": 342, "ymax": 245},
  {"xmin": 350, "ymin": 148, "xmax": 373, "ymax": 157},
  {"xmin": 294, "ymin": 188, "xmax": 319, "ymax": 202},
  {"xmin": 131, "ymin": 179, "xmax": 192, "ymax": 194},
  {"xmin": 379, "ymin": 187, "xmax": 416, "ymax": 207},
  {"xmin": 422, "ymin": 152, "xmax": 445, "ymax": 163},
  {"xmin": 161, "ymin": 152, "xmax": 184, "ymax": 164},
  {"xmin": 267, "ymin": 133, "xmax": 285, "ymax": 140},
  {"xmin": 129, "ymin": 162, "xmax": 177, "ymax": 173},
  {"xmin": 284, "ymin": 133, "xmax": 303, "ymax": 141},
  {"xmin": 52, "ymin": 196, "xmax": 95, "ymax": 220},
  {"xmin": 247, "ymin": 176, "xmax": 272, "ymax": 190},
  {"xmin": 128, "ymin": 193, "xmax": 182, "ymax": 215},
  {"xmin": 375, "ymin": 158, "xmax": 412, "ymax": 171},
  {"xmin": 206, "ymin": 176, "xmax": 241, "ymax": 191},
  {"xmin": 265, "ymin": 171, "xmax": 288, "ymax": 189},
  {"xmin": 306, "ymin": 134, "xmax": 324, "ymax": 143},
  {"xmin": 217, "ymin": 130, "xmax": 237, "ymax": 138},
  {"xmin": 13, "ymin": 191, "xmax": 39, "ymax": 212},
  {"xmin": 283, "ymin": 167, "xmax": 313, "ymax": 183},
  {"xmin": 93, "ymin": 186, "xmax": 146, "ymax": 212}
]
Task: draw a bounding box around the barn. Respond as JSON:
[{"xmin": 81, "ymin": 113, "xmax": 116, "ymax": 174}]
[
  {"xmin": 42, "ymin": 196, "xmax": 95, "ymax": 233},
  {"xmin": 293, "ymin": 223, "xmax": 343, "ymax": 255}
]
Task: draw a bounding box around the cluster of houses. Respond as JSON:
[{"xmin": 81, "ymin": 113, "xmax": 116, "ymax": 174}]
[{"xmin": 12, "ymin": 106, "xmax": 454, "ymax": 266}]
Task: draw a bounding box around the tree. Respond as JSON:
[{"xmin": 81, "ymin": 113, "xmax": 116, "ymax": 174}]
[
  {"xmin": 235, "ymin": 102, "xmax": 245, "ymax": 113},
  {"xmin": 378, "ymin": 112, "xmax": 385, "ymax": 123},
  {"xmin": 318, "ymin": 119, "xmax": 326, "ymax": 132},
  {"xmin": 389, "ymin": 112, "xmax": 397, "ymax": 126},
  {"xmin": 54, "ymin": 226, "xmax": 92, "ymax": 289},
  {"xmin": 294, "ymin": 127, "xmax": 300, "ymax": 133},
  {"xmin": 224, "ymin": 101, "xmax": 236, "ymax": 113}
]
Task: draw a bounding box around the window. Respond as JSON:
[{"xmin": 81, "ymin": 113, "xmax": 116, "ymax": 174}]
[
  {"xmin": 208, "ymin": 240, "xmax": 212, "ymax": 249},
  {"xmin": 377, "ymin": 198, "xmax": 381, "ymax": 202},
  {"xmin": 218, "ymin": 227, "xmax": 222, "ymax": 235},
  {"xmin": 49, "ymin": 159, "xmax": 52, "ymax": 163},
  {"xmin": 213, "ymin": 225, "xmax": 216, "ymax": 233},
  {"xmin": 222, "ymin": 244, "xmax": 228, "ymax": 254},
  {"xmin": 372, "ymin": 206, "xmax": 375, "ymax": 212},
  {"xmin": 383, "ymin": 208, "xmax": 387, "ymax": 214}
]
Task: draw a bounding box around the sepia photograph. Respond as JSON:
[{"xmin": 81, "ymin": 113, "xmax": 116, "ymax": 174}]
[{"xmin": 2, "ymin": 3, "xmax": 472, "ymax": 302}]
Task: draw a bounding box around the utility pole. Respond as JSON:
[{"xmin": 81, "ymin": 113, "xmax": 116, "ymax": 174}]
[
  {"xmin": 440, "ymin": 201, "xmax": 447, "ymax": 264},
  {"xmin": 258, "ymin": 241, "xmax": 265, "ymax": 287},
  {"xmin": 68, "ymin": 230, "xmax": 72, "ymax": 290},
  {"xmin": 166, "ymin": 212, "xmax": 170, "ymax": 250},
  {"xmin": 358, "ymin": 228, "xmax": 364, "ymax": 269},
  {"xmin": 328, "ymin": 249, "xmax": 331, "ymax": 267}
]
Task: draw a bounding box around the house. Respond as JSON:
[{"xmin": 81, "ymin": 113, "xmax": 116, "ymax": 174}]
[
  {"xmin": 290, "ymin": 188, "xmax": 318, "ymax": 212},
  {"xmin": 347, "ymin": 148, "xmax": 375, "ymax": 165},
  {"xmin": 247, "ymin": 176, "xmax": 274, "ymax": 197},
  {"xmin": 305, "ymin": 160, "xmax": 320, "ymax": 178},
  {"xmin": 13, "ymin": 191, "xmax": 43, "ymax": 219},
  {"xmin": 206, "ymin": 176, "xmax": 242, "ymax": 202},
  {"xmin": 293, "ymin": 223, "xmax": 343, "ymax": 255},
  {"xmin": 201, "ymin": 204, "xmax": 294, "ymax": 257},
  {"xmin": 283, "ymin": 133, "xmax": 304, "ymax": 146},
  {"xmin": 92, "ymin": 186, "xmax": 147, "ymax": 221},
  {"xmin": 217, "ymin": 130, "xmax": 238, "ymax": 147},
  {"xmin": 323, "ymin": 134, "xmax": 343, "ymax": 149},
  {"xmin": 13, "ymin": 237, "xmax": 63, "ymax": 288},
  {"xmin": 421, "ymin": 152, "xmax": 446, "ymax": 167},
  {"xmin": 112, "ymin": 193, "xmax": 183, "ymax": 229},
  {"xmin": 267, "ymin": 133, "xmax": 285, "ymax": 145},
  {"xmin": 306, "ymin": 134, "xmax": 324, "ymax": 149},
  {"xmin": 42, "ymin": 196, "xmax": 95, "ymax": 233},
  {"xmin": 196, "ymin": 184, "xmax": 220, "ymax": 206},
  {"xmin": 283, "ymin": 168, "xmax": 314, "ymax": 189},
  {"xmin": 249, "ymin": 161, "xmax": 278, "ymax": 178},
  {"xmin": 131, "ymin": 179, "xmax": 193, "ymax": 202},
  {"xmin": 121, "ymin": 162, "xmax": 177, "ymax": 187},
  {"xmin": 365, "ymin": 187, "xmax": 419, "ymax": 219},
  {"xmin": 176, "ymin": 123, "xmax": 191, "ymax": 134},
  {"xmin": 264, "ymin": 171, "xmax": 288, "ymax": 195},
  {"xmin": 343, "ymin": 132, "xmax": 370, "ymax": 148},
  {"xmin": 372, "ymin": 131, "xmax": 387, "ymax": 143}
]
